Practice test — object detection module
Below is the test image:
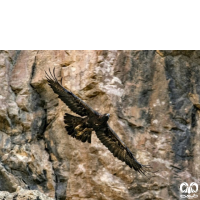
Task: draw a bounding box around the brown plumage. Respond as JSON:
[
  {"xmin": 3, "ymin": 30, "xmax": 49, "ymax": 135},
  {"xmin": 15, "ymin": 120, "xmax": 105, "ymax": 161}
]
[{"xmin": 45, "ymin": 68, "xmax": 152, "ymax": 175}]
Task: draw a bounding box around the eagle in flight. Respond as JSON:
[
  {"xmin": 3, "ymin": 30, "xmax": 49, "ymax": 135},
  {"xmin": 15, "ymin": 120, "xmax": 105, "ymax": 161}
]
[{"xmin": 45, "ymin": 68, "xmax": 151, "ymax": 175}]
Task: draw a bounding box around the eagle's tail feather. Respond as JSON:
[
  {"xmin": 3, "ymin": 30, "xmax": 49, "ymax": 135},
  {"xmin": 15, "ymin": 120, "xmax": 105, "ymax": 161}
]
[
  {"xmin": 64, "ymin": 113, "xmax": 82, "ymax": 125},
  {"xmin": 64, "ymin": 113, "xmax": 92, "ymax": 143}
]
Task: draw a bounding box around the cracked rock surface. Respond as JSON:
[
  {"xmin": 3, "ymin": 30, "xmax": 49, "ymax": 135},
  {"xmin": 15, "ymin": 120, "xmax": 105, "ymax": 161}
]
[{"xmin": 0, "ymin": 50, "xmax": 200, "ymax": 199}]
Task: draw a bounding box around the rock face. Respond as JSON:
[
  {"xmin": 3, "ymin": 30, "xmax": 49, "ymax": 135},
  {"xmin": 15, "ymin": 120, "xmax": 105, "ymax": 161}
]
[
  {"xmin": 0, "ymin": 50, "xmax": 200, "ymax": 199},
  {"xmin": 0, "ymin": 187, "xmax": 54, "ymax": 200}
]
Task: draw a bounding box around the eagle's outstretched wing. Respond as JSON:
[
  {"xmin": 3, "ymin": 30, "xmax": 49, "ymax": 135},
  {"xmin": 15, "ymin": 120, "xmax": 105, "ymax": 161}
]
[
  {"xmin": 96, "ymin": 124, "xmax": 150, "ymax": 175},
  {"xmin": 46, "ymin": 68, "xmax": 152, "ymax": 175},
  {"xmin": 45, "ymin": 68, "xmax": 96, "ymax": 117}
]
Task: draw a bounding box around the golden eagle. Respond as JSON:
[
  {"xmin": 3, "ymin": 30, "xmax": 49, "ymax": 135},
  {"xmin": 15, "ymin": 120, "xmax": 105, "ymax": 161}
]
[{"xmin": 45, "ymin": 68, "xmax": 151, "ymax": 175}]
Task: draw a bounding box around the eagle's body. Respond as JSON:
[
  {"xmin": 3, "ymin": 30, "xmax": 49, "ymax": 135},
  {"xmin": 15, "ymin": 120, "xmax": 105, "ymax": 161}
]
[{"xmin": 45, "ymin": 68, "xmax": 151, "ymax": 175}]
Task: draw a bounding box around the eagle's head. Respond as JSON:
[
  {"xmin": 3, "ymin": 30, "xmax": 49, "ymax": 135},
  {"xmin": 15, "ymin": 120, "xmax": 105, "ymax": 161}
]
[
  {"xmin": 104, "ymin": 113, "xmax": 110, "ymax": 120},
  {"xmin": 105, "ymin": 113, "xmax": 110, "ymax": 118},
  {"xmin": 100, "ymin": 113, "xmax": 110, "ymax": 124}
]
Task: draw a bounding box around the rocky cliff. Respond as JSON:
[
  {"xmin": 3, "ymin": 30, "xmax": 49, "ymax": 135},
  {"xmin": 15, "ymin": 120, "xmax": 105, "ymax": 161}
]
[{"xmin": 0, "ymin": 50, "xmax": 199, "ymax": 200}]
